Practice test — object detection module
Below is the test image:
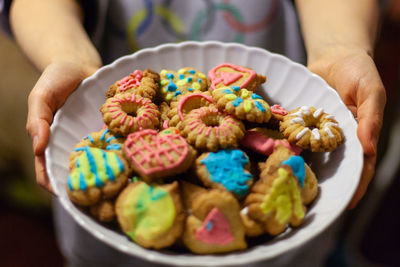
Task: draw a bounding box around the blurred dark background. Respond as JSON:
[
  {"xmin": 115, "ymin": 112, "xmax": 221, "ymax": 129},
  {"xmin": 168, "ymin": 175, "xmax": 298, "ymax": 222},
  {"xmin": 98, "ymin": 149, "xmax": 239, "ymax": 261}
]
[{"xmin": 0, "ymin": 1, "xmax": 399, "ymax": 266}]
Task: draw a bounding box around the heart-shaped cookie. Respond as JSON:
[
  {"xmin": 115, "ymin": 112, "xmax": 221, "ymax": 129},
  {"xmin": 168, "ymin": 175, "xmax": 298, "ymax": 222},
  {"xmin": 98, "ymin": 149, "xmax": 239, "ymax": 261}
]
[
  {"xmin": 123, "ymin": 129, "xmax": 196, "ymax": 182},
  {"xmin": 208, "ymin": 63, "xmax": 266, "ymax": 91}
]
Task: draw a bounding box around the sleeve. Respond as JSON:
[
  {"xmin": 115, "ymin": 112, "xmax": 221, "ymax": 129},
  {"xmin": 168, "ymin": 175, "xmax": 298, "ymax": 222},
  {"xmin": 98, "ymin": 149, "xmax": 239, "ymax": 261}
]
[{"xmin": 0, "ymin": 0, "xmax": 12, "ymax": 35}]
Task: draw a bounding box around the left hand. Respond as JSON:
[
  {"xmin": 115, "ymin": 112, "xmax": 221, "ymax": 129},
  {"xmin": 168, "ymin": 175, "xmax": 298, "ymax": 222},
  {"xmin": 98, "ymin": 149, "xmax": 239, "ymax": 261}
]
[{"xmin": 307, "ymin": 47, "xmax": 386, "ymax": 209}]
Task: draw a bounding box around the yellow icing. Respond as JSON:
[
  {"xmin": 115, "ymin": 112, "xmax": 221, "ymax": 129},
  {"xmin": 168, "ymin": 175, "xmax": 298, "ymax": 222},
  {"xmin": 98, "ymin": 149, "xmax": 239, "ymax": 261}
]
[
  {"xmin": 192, "ymin": 82, "xmax": 201, "ymax": 90},
  {"xmin": 166, "ymin": 93, "xmax": 173, "ymax": 100},
  {"xmin": 69, "ymin": 147, "xmax": 124, "ymax": 190},
  {"xmin": 225, "ymin": 94, "xmax": 237, "ymax": 100},
  {"xmin": 240, "ymin": 89, "xmax": 250, "ymax": 99},
  {"xmin": 260, "ymin": 168, "xmax": 305, "ymax": 224},
  {"xmin": 160, "ymin": 69, "xmax": 168, "ymax": 76},
  {"xmin": 243, "ymin": 101, "xmax": 252, "ymax": 113},
  {"xmin": 124, "ymin": 183, "xmax": 175, "ymax": 241},
  {"xmin": 178, "ymin": 68, "xmax": 186, "ymax": 75},
  {"xmin": 198, "ymin": 72, "xmax": 206, "ymax": 79},
  {"xmin": 176, "ymin": 79, "xmax": 187, "ymax": 86},
  {"xmin": 160, "ymin": 79, "xmax": 169, "ymax": 86}
]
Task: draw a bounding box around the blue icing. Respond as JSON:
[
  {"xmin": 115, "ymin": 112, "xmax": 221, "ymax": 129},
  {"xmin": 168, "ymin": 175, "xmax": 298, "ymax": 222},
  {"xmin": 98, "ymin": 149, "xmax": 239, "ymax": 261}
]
[
  {"xmin": 87, "ymin": 134, "xmax": 94, "ymax": 143},
  {"xmin": 68, "ymin": 175, "xmax": 74, "ymax": 191},
  {"xmin": 100, "ymin": 129, "xmax": 109, "ymax": 141},
  {"xmin": 198, "ymin": 78, "xmax": 202, "ymax": 83},
  {"xmin": 102, "ymin": 150, "xmax": 115, "ymax": 181},
  {"xmin": 231, "ymin": 86, "xmax": 240, "ymax": 91},
  {"xmin": 206, "ymin": 221, "xmax": 213, "ymax": 231},
  {"xmin": 200, "ymin": 149, "xmax": 253, "ymax": 196},
  {"xmin": 189, "ymin": 69, "xmax": 196, "ymax": 74},
  {"xmin": 222, "ymin": 89, "xmax": 234, "ymax": 94},
  {"xmin": 187, "ymin": 77, "xmax": 193, "ymax": 82},
  {"xmin": 174, "ymin": 90, "xmax": 182, "ymax": 97},
  {"xmin": 282, "ymin": 156, "xmax": 306, "ymax": 187},
  {"xmin": 232, "ymin": 97, "xmax": 243, "ymax": 107},
  {"xmin": 167, "ymin": 80, "xmax": 177, "ymax": 92},
  {"xmin": 251, "ymin": 93, "xmax": 263, "ymax": 99},
  {"xmin": 166, "ymin": 73, "xmax": 174, "ymax": 79},
  {"xmin": 179, "ymin": 74, "xmax": 185, "ymax": 80},
  {"xmin": 188, "ymin": 87, "xmax": 194, "ymax": 92},
  {"xmin": 254, "ymin": 100, "xmax": 266, "ymax": 112},
  {"xmin": 79, "ymin": 172, "xmax": 87, "ymax": 191}
]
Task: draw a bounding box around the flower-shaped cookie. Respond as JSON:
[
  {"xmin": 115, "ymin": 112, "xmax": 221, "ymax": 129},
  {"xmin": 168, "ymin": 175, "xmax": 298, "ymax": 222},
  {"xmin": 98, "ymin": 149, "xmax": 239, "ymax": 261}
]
[
  {"xmin": 212, "ymin": 86, "xmax": 271, "ymax": 123},
  {"xmin": 159, "ymin": 67, "xmax": 208, "ymax": 102}
]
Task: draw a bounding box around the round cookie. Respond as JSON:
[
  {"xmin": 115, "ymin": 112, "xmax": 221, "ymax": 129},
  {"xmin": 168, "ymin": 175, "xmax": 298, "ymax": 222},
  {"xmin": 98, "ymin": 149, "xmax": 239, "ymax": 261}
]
[
  {"xmin": 89, "ymin": 199, "xmax": 116, "ymax": 222},
  {"xmin": 67, "ymin": 146, "xmax": 130, "ymax": 206},
  {"xmin": 179, "ymin": 105, "xmax": 245, "ymax": 152},
  {"xmin": 212, "ymin": 86, "xmax": 271, "ymax": 123},
  {"xmin": 106, "ymin": 69, "xmax": 160, "ymax": 100},
  {"xmin": 116, "ymin": 181, "xmax": 184, "ymax": 249},
  {"xmin": 181, "ymin": 182, "xmax": 247, "ymax": 254},
  {"xmin": 280, "ymin": 106, "xmax": 344, "ymax": 152},
  {"xmin": 159, "ymin": 67, "xmax": 208, "ymax": 102},
  {"xmin": 101, "ymin": 93, "xmax": 160, "ymax": 136}
]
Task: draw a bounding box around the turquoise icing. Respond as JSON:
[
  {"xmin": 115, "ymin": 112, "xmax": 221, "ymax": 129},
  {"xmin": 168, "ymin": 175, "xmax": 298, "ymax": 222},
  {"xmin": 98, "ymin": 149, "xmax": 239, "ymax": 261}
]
[
  {"xmin": 174, "ymin": 90, "xmax": 182, "ymax": 97},
  {"xmin": 188, "ymin": 88, "xmax": 194, "ymax": 92},
  {"xmin": 106, "ymin": 144, "xmax": 121, "ymax": 150},
  {"xmin": 254, "ymin": 100, "xmax": 266, "ymax": 112},
  {"xmin": 200, "ymin": 149, "xmax": 252, "ymax": 196},
  {"xmin": 166, "ymin": 73, "xmax": 177, "ymax": 92},
  {"xmin": 100, "ymin": 129, "xmax": 109, "ymax": 141},
  {"xmin": 198, "ymin": 78, "xmax": 202, "ymax": 83},
  {"xmin": 232, "ymin": 97, "xmax": 243, "ymax": 107},
  {"xmin": 282, "ymin": 156, "xmax": 306, "ymax": 187},
  {"xmin": 187, "ymin": 77, "xmax": 193, "ymax": 82},
  {"xmin": 189, "ymin": 69, "xmax": 196, "ymax": 74},
  {"xmin": 166, "ymin": 73, "xmax": 174, "ymax": 79},
  {"xmin": 179, "ymin": 74, "xmax": 185, "ymax": 80},
  {"xmin": 231, "ymin": 86, "xmax": 240, "ymax": 91},
  {"xmin": 251, "ymin": 93, "xmax": 263, "ymax": 99},
  {"xmin": 87, "ymin": 134, "xmax": 94, "ymax": 143},
  {"xmin": 222, "ymin": 89, "xmax": 234, "ymax": 94}
]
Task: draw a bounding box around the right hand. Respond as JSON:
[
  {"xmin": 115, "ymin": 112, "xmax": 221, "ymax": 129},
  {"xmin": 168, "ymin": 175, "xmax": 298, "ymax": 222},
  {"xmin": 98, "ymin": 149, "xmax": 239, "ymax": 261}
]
[{"xmin": 26, "ymin": 61, "xmax": 99, "ymax": 192}]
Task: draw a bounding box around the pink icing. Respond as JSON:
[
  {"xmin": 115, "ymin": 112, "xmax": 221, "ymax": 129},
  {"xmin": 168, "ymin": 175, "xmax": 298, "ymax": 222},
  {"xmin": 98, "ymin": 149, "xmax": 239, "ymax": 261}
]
[
  {"xmin": 117, "ymin": 70, "xmax": 143, "ymax": 92},
  {"xmin": 162, "ymin": 120, "xmax": 169, "ymax": 129},
  {"xmin": 124, "ymin": 129, "xmax": 189, "ymax": 176},
  {"xmin": 271, "ymin": 104, "xmax": 288, "ymax": 116},
  {"xmin": 208, "ymin": 63, "xmax": 256, "ymax": 90},
  {"xmin": 240, "ymin": 130, "xmax": 302, "ymax": 155},
  {"xmin": 177, "ymin": 93, "xmax": 213, "ymax": 120},
  {"xmin": 195, "ymin": 208, "xmax": 234, "ymax": 245}
]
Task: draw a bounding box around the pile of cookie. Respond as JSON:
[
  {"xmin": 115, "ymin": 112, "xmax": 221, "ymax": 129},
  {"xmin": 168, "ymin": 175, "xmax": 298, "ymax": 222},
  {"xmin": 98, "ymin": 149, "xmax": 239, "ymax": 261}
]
[{"xmin": 66, "ymin": 63, "xmax": 344, "ymax": 254}]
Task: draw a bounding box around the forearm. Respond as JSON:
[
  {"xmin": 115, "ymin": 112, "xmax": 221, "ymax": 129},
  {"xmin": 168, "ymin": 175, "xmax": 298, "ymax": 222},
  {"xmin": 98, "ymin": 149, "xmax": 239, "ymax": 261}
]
[
  {"xmin": 10, "ymin": 0, "xmax": 101, "ymax": 73},
  {"xmin": 295, "ymin": 0, "xmax": 379, "ymax": 63}
]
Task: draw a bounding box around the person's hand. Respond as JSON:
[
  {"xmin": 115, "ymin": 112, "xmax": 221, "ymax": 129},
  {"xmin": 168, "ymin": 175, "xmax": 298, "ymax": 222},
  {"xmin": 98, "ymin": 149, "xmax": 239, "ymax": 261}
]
[
  {"xmin": 307, "ymin": 47, "xmax": 386, "ymax": 209},
  {"xmin": 26, "ymin": 61, "xmax": 99, "ymax": 192}
]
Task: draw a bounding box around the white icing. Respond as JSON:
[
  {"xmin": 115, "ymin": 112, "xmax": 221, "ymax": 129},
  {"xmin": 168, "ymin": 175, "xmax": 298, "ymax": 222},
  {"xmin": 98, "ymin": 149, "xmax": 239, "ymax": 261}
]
[
  {"xmin": 291, "ymin": 117, "xmax": 305, "ymax": 125},
  {"xmin": 324, "ymin": 126, "xmax": 334, "ymax": 138},
  {"xmin": 291, "ymin": 106, "xmax": 311, "ymax": 118},
  {"xmin": 296, "ymin": 127, "xmax": 309, "ymax": 140},
  {"xmin": 311, "ymin": 128, "xmax": 320, "ymax": 140},
  {"xmin": 313, "ymin": 108, "xmax": 324, "ymax": 118},
  {"xmin": 240, "ymin": 207, "xmax": 249, "ymax": 215},
  {"xmin": 325, "ymin": 114, "xmax": 335, "ymax": 120},
  {"xmin": 324, "ymin": 122, "xmax": 339, "ymax": 128}
]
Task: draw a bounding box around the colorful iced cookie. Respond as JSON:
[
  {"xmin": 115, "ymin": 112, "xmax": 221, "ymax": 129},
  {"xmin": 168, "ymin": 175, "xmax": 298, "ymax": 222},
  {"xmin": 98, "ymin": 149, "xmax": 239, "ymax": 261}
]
[
  {"xmin": 179, "ymin": 105, "xmax": 245, "ymax": 152},
  {"xmin": 208, "ymin": 63, "xmax": 266, "ymax": 91},
  {"xmin": 181, "ymin": 182, "xmax": 247, "ymax": 254},
  {"xmin": 212, "ymin": 86, "xmax": 271, "ymax": 123},
  {"xmin": 101, "ymin": 93, "xmax": 160, "ymax": 136},
  {"xmin": 69, "ymin": 128, "xmax": 125, "ymax": 169},
  {"xmin": 115, "ymin": 181, "xmax": 184, "ymax": 249},
  {"xmin": 67, "ymin": 146, "xmax": 130, "ymax": 206},
  {"xmin": 240, "ymin": 128, "xmax": 302, "ymax": 156},
  {"xmin": 280, "ymin": 106, "xmax": 344, "ymax": 152},
  {"xmin": 159, "ymin": 68, "xmax": 208, "ymax": 102},
  {"xmin": 106, "ymin": 69, "xmax": 160, "ymax": 100},
  {"xmin": 167, "ymin": 92, "xmax": 213, "ymax": 127},
  {"xmin": 243, "ymin": 165, "xmax": 306, "ymax": 236},
  {"xmin": 123, "ymin": 129, "xmax": 196, "ymax": 182},
  {"xmin": 195, "ymin": 149, "xmax": 253, "ymax": 198}
]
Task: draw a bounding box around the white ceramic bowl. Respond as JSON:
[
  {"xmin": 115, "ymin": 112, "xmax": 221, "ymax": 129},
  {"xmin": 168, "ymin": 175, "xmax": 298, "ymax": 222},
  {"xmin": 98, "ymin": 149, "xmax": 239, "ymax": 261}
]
[{"xmin": 45, "ymin": 41, "xmax": 363, "ymax": 266}]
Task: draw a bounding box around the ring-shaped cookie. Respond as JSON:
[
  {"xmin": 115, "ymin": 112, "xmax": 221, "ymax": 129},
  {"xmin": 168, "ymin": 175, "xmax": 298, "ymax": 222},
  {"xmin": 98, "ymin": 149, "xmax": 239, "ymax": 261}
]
[
  {"xmin": 101, "ymin": 93, "xmax": 160, "ymax": 136},
  {"xmin": 179, "ymin": 105, "xmax": 245, "ymax": 151},
  {"xmin": 280, "ymin": 106, "xmax": 344, "ymax": 152}
]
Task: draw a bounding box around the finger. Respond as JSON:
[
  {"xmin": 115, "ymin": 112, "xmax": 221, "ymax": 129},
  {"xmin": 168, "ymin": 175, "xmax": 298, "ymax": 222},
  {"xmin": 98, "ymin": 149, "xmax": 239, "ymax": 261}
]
[
  {"xmin": 347, "ymin": 153, "xmax": 376, "ymax": 209},
  {"xmin": 35, "ymin": 155, "xmax": 55, "ymax": 195}
]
